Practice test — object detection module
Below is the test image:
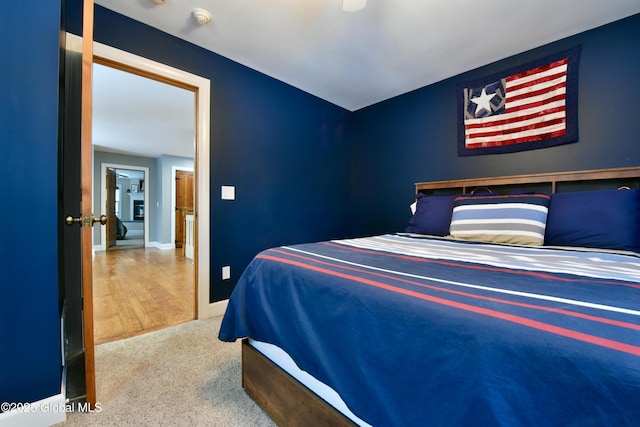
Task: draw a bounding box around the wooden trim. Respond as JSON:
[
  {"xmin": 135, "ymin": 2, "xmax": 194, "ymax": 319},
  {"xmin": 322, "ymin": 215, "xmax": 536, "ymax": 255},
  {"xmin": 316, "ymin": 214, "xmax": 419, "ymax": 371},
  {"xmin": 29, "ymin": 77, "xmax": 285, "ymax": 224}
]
[
  {"xmin": 415, "ymin": 166, "xmax": 640, "ymax": 194},
  {"xmin": 242, "ymin": 340, "xmax": 357, "ymax": 427},
  {"xmin": 81, "ymin": 0, "xmax": 96, "ymax": 407},
  {"xmin": 93, "ymin": 56, "xmax": 198, "ymax": 93}
]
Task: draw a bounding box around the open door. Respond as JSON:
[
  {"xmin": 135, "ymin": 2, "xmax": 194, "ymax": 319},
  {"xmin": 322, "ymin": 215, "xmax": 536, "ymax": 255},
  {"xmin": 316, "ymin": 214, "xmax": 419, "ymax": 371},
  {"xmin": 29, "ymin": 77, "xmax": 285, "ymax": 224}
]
[
  {"xmin": 79, "ymin": 0, "xmax": 98, "ymax": 407},
  {"xmin": 106, "ymin": 168, "xmax": 117, "ymax": 249},
  {"xmin": 175, "ymin": 170, "xmax": 195, "ymax": 249},
  {"xmin": 60, "ymin": 0, "xmax": 98, "ymax": 407},
  {"xmin": 60, "ymin": 27, "xmax": 85, "ymax": 405}
]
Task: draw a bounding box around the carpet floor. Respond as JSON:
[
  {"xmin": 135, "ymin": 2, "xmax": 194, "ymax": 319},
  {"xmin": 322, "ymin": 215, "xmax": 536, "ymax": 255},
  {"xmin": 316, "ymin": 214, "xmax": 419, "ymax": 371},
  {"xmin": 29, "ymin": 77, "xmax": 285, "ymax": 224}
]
[{"xmin": 56, "ymin": 317, "xmax": 276, "ymax": 426}]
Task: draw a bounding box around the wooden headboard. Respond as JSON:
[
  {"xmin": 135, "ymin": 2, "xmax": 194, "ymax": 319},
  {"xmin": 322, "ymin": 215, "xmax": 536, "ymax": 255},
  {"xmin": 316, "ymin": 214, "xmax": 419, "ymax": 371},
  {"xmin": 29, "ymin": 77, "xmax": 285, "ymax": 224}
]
[{"xmin": 415, "ymin": 166, "xmax": 640, "ymax": 195}]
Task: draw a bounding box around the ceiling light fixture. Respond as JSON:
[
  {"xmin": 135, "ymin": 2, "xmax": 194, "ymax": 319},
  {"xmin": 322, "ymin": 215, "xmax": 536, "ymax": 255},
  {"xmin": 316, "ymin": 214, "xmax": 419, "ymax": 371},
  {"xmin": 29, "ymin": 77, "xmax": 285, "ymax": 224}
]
[
  {"xmin": 342, "ymin": 0, "xmax": 366, "ymax": 12},
  {"xmin": 192, "ymin": 8, "xmax": 212, "ymax": 25},
  {"xmin": 152, "ymin": 0, "xmax": 168, "ymax": 4}
]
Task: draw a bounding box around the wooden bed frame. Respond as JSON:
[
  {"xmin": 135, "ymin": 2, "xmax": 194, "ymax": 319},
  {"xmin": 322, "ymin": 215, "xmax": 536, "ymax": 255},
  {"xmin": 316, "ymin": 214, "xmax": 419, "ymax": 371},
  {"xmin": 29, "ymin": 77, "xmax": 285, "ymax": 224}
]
[
  {"xmin": 242, "ymin": 340, "xmax": 357, "ymax": 427},
  {"xmin": 415, "ymin": 166, "xmax": 640, "ymax": 194},
  {"xmin": 241, "ymin": 166, "xmax": 640, "ymax": 427}
]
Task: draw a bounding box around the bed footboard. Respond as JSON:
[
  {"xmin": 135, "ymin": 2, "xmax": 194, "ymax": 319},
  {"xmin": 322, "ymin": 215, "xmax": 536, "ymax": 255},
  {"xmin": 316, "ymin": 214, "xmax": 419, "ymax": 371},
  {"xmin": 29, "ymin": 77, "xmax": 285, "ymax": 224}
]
[{"xmin": 241, "ymin": 339, "xmax": 357, "ymax": 427}]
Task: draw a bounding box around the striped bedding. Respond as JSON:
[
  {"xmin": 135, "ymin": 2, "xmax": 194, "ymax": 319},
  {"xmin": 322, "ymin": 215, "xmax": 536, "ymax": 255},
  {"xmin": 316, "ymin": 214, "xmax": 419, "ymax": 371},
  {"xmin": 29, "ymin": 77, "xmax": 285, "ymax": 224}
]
[{"xmin": 219, "ymin": 234, "xmax": 640, "ymax": 427}]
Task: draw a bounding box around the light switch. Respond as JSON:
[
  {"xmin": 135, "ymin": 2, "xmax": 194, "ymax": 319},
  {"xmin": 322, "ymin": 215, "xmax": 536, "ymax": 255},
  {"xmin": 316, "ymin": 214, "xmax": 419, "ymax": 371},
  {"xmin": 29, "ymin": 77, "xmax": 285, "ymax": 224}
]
[
  {"xmin": 221, "ymin": 185, "xmax": 235, "ymax": 200},
  {"xmin": 222, "ymin": 265, "xmax": 231, "ymax": 280}
]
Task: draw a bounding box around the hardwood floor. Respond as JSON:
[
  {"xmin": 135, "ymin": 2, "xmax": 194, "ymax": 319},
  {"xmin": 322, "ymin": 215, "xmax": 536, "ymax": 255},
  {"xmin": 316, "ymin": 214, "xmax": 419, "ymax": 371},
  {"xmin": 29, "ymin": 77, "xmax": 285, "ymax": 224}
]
[{"xmin": 93, "ymin": 247, "xmax": 195, "ymax": 345}]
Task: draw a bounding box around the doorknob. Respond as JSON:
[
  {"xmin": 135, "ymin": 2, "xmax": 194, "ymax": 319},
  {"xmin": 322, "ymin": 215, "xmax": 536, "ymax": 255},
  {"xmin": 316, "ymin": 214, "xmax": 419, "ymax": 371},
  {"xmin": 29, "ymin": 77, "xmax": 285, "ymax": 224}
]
[
  {"xmin": 65, "ymin": 214, "xmax": 108, "ymax": 227},
  {"xmin": 92, "ymin": 215, "xmax": 108, "ymax": 226}
]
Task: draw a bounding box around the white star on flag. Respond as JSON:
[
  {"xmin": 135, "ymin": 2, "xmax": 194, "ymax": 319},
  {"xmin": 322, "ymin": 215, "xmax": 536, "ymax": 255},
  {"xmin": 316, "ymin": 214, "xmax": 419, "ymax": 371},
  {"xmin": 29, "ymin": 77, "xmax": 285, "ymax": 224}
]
[{"xmin": 471, "ymin": 87, "xmax": 495, "ymax": 115}]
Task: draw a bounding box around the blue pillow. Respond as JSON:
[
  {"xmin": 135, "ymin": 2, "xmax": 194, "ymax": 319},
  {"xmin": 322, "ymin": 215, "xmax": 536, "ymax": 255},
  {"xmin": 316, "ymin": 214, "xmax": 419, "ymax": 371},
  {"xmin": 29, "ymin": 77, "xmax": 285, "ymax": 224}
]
[
  {"xmin": 544, "ymin": 189, "xmax": 640, "ymax": 252},
  {"xmin": 406, "ymin": 193, "xmax": 458, "ymax": 236},
  {"xmin": 449, "ymin": 194, "xmax": 551, "ymax": 245}
]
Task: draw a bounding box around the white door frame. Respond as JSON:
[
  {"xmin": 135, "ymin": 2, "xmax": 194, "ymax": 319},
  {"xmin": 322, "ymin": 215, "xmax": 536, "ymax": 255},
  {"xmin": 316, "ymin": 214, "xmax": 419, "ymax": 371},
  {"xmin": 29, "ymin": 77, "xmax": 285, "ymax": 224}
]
[{"xmin": 91, "ymin": 38, "xmax": 217, "ymax": 319}]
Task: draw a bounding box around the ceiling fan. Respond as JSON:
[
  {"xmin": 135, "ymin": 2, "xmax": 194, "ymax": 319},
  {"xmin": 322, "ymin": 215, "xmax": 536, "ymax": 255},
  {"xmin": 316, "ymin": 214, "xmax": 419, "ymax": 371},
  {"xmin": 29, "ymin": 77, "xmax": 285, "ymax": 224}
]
[{"xmin": 343, "ymin": 0, "xmax": 366, "ymax": 12}]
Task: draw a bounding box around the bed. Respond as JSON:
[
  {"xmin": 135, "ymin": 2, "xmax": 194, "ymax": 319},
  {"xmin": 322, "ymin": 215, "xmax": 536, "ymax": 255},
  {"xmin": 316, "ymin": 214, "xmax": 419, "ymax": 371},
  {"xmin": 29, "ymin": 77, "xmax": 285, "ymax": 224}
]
[{"xmin": 218, "ymin": 167, "xmax": 640, "ymax": 427}]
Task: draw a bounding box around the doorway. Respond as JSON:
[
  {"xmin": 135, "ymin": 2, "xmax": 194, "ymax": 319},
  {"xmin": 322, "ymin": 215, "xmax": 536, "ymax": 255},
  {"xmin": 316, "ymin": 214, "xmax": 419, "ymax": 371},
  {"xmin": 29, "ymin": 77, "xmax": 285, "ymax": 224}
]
[
  {"xmin": 99, "ymin": 163, "xmax": 150, "ymax": 251},
  {"xmin": 92, "ymin": 62, "xmax": 196, "ymax": 342},
  {"xmin": 61, "ymin": 25, "xmax": 212, "ymax": 409},
  {"xmin": 91, "ymin": 40, "xmax": 212, "ymax": 320},
  {"xmin": 112, "ymin": 167, "xmax": 146, "ymax": 249}
]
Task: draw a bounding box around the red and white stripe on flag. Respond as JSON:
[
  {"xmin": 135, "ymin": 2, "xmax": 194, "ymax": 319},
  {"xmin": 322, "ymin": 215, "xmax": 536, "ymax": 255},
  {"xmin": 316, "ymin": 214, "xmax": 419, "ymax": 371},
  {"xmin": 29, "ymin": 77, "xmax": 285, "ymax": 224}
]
[{"xmin": 465, "ymin": 58, "xmax": 569, "ymax": 148}]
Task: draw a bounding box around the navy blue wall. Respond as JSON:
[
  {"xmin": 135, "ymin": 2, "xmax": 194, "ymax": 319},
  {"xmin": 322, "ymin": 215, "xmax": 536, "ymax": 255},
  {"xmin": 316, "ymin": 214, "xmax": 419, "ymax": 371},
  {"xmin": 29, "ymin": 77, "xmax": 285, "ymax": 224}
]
[
  {"xmin": 349, "ymin": 13, "xmax": 640, "ymax": 237},
  {"xmin": 66, "ymin": 4, "xmax": 353, "ymax": 301},
  {"xmin": 0, "ymin": 1, "xmax": 63, "ymax": 405}
]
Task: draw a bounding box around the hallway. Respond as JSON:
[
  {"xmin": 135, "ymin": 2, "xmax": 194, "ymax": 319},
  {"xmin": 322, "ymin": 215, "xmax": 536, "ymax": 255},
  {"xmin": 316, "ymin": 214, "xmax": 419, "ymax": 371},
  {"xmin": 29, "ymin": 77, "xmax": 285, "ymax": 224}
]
[{"xmin": 93, "ymin": 248, "xmax": 195, "ymax": 345}]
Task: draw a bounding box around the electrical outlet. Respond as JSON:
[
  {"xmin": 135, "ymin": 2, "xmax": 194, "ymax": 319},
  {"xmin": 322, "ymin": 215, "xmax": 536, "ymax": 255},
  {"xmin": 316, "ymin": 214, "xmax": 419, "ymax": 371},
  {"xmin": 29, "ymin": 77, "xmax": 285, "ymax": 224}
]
[{"xmin": 222, "ymin": 265, "xmax": 231, "ymax": 280}]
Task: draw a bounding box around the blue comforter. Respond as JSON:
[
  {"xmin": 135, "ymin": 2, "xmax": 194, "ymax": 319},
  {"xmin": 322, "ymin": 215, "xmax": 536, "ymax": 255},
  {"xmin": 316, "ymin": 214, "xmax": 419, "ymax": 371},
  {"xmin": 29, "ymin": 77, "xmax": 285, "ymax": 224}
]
[{"xmin": 219, "ymin": 234, "xmax": 640, "ymax": 426}]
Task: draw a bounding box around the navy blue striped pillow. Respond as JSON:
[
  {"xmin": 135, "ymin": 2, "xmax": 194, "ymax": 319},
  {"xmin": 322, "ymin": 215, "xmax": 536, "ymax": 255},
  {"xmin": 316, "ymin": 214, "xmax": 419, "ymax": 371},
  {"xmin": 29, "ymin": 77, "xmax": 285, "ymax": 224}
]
[{"xmin": 450, "ymin": 194, "xmax": 551, "ymax": 245}]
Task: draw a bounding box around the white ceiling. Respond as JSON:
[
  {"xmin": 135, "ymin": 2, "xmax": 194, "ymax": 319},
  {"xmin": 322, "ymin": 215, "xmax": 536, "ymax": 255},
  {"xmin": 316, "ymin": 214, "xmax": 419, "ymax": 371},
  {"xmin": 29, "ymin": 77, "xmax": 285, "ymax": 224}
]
[
  {"xmin": 92, "ymin": 0, "xmax": 640, "ymax": 158},
  {"xmin": 93, "ymin": 63, "xmax": 195, "ymax": 159}
]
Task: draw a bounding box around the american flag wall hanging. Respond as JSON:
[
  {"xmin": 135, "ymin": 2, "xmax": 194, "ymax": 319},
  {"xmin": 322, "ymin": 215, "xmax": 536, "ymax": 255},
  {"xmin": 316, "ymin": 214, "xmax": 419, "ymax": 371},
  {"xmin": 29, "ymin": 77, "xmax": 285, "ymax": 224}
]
[{"xmin": 457, "ymin": 46, "xmax": 581, "ymax": 156}]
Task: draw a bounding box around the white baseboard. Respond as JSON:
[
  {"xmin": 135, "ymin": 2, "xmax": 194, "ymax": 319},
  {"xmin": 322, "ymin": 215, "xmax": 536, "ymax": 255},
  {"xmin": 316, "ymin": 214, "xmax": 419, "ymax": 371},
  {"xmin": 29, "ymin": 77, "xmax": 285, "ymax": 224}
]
[
  {"xmin": 200, "ymin": 299, "xmax": 228, "ymax": 319},
  {"xmin": 147, "ymin": 241, "xmax": 174, "ymax": 250},
  {"xmin": 93, "ymin": 241, "xmax": 174, "ymax": 251},
  {"xmin": 0, "ymin": 393, "xmax": 66, "ymax": 427}
]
